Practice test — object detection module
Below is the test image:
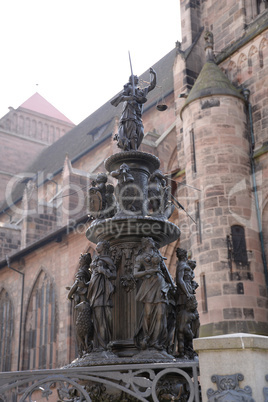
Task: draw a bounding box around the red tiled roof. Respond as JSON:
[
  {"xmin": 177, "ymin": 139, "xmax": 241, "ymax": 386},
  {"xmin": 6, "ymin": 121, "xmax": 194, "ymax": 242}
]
[{"xmin": 19, "ymin": 92, "xmax": 74, "ymax": 125}]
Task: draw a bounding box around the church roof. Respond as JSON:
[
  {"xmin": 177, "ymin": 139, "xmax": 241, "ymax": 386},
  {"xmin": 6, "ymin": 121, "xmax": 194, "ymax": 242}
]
[
  {"xmin": 181, "ymin": 59, "xmax": 244, "ymax": 115},
  {"xmin": 19, "ymin": 92, "xmax": 74, "ymax": 125}
]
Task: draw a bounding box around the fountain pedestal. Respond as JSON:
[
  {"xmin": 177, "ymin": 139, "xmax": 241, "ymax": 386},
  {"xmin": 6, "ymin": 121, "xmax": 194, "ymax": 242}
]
[{"xmin": 85, "ymin": 151, "xmax": 180, "ymax": 359}]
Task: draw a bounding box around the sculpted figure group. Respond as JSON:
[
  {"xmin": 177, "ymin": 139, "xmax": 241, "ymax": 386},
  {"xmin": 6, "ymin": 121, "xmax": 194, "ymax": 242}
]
[
  {"xmin": 134, "ymin": 240, "xmax": 199, "ymax": 358},
  {"xmin": 68, "ymin": 240, "xmax": 199, "ymax": 359},
  {"xmin": 88, "ymin": 167, "xmax": 178, "ymax": 219},
  {"xmin": 68, "ymin": 241, "xmax": 116, "ymax": 353}
]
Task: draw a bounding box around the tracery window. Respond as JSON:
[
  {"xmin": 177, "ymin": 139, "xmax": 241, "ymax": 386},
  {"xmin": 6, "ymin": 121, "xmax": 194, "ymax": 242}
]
[
  {"xmin": 0, "ymin": 289, "xmax": 13, "ymax": 372},
  {"xmin": 22, "ymin": 270, "xmax": 58, "ymax": 370}
]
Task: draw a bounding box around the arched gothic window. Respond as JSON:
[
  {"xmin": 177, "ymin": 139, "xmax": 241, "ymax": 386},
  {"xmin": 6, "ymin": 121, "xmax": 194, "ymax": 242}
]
[
  {"xmin": 18, "ymin": 115, "xmax": 24, "ymax": 134},
  {"xmin": 50, "ymin": 125, "xmax": 55, "ymax": 142},
  {"xmin": 31, "ymin": 120, "xmax": 37, "ymax": 137},
  {"xmin": 25, "ymin": 118, "xmax": 30, "ymax": 135},
  {"xmin": 248, "ymin": 45, "xmax": 258, "ymax": 74},
  {"xmin": 227, "ymin": 61, "xmax": 237, "ymax": 84},
  {"xmin": 259, "ymin": 37, "xmax": 268, "ymax": 68},
  {"xmin": 256, "ymin": 0, "xmax": 268, "ymax": 14},
  {"xmin": 0, "ymin": 289, "xmax": 13, "ymax": 372},
  {"xmin": 37, "ymin": 121, "xmax": 43, "ymax": 138},
  {"xmin": 245, "ymin": 0, "xmax": 268, "ymax": 22},
  {"xmin": 22, "ymin": 270, "xmax": 58, "ymax": 370},
  {"xmin": 237, "ymin": 53, "xmax": 247, "ymax": 83},
  {"xmin": 43, "ymin": 123, "xmax": 49, "ymax": 142}
]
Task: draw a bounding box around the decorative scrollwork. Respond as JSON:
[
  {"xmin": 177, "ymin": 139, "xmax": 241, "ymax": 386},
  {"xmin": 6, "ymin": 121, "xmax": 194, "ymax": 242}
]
[
  {"xmin": 207, "ymin": 373, "xmax": 255, "ymax": 402},
  {"xmin": 151, "ymin": 368, "xmax": 196, "ymax": 402},
  {"xmin": 20, "ymin": 376, "xmax": 91, "ymax": 402},
  {"xmin": 0, "ymin": 362, "xmax": 200, "ymax": 402},
  {"xmin": 111, "ymin": 243, "xmax": 140, "ymax": 292}
]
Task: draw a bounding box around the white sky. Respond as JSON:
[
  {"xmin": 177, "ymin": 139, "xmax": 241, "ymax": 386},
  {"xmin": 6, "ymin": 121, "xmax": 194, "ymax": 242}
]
[{"xmin": 0, "ymin": 1, "xmax": 181, "ymax": 125}]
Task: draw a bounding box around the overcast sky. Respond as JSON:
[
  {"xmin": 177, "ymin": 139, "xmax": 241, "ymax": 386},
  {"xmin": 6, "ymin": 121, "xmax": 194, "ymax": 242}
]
[{"xmin": 0, "ymin": 1, "xmax": 181, "ymax": 125}]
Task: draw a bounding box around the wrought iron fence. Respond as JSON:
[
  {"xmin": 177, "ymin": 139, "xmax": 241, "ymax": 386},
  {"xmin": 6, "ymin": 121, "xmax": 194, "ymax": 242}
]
[{"xmin": 0, "ymin": 360, "xmax": 200, "ymax": 401}]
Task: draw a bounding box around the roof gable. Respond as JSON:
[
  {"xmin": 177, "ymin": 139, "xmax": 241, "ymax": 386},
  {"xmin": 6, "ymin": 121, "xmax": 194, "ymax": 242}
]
[{"xmin": 19, "ymin": 92, "xmax": 74, "ymax": 125}]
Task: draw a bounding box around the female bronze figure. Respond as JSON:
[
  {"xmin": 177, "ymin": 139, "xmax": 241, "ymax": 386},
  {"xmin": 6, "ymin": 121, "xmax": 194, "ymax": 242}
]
[
  {"xmin": 134, "ymin": 237, "xmax": 169, "ymax": 351},
  {"xmin": 111, "ymin": 68, "xmax": 156, "ymax": 151},
  {"xmin": 87, "ymin": 241, "xmax": 116, "ymax": 350}
]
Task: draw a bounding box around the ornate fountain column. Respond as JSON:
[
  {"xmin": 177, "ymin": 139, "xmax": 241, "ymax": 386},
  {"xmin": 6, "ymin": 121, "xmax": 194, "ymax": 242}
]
[{"xmin": 86, "ymin": 150, "xmax": 180, "ymax": 357}]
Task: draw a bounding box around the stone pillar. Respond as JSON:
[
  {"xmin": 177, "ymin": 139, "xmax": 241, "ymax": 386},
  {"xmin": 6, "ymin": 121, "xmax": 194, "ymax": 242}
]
[{"xmin": 194, "ymin": 333, "xmax": 268, "ymax": 402}]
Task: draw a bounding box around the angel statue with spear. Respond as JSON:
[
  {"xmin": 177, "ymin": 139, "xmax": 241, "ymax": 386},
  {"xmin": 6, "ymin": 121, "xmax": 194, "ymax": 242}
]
[{"xmin": 111, "ymin": 54, "xmax": 156, "ymax": 151}]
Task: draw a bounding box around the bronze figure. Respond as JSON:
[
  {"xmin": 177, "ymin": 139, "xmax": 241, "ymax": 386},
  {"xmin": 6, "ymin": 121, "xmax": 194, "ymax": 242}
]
[
  {"xmin": 175, "ymin": 248, "xmax": 195, "ymax": 308},
  {"xmin": 110, "ymin": 163, "xmax": 134, "ymax": 185},
  {"xmin": 67, "ymin": 253, "xmax": 92, "ymax": 357},
  {"xmin": 175, "ymin": 248, "xmax": 200, "ymax": 358},
  {"xmin": 87, "ymin": 241, "xmax": 116, "ymax": 350},
  {"xmin": 134, "ymin": 237, "xmax": 170, "ymax": 351},
  {"xmin": 67, "ymin": 253, "xmax": 92, "ymax": 305},
  {"xmin": 111, "ymin": 68, "xmax": 156, "ymax": 151},
  {"xmin": 111, "ymin": 163, "xmax": 136, "ymax": 214},
  {"xmin": 148, "ymin": 169, "xmax": 175, "ymax": 218},
  {"xmin": 88, "ymin": 173, "xmax": 116, "ymax": 219}
]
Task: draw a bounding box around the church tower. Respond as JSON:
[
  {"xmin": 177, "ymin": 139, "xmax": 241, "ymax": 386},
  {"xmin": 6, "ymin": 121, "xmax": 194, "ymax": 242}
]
[{"xmin": 179, "ymin": 30, "xmax": 268, "ymax": 336}]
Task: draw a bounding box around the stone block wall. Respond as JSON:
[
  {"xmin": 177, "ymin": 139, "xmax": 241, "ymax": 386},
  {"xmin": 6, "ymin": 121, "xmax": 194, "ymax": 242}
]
[
  {"xmin": 181, "ymin": 94, "xmax": 268, "ymax": 336},
  {"xmin": 142, "ymin": 93, "xmax": 176, "ymax": 139},
  {"xmin": 180, "ymin": 0, "xmax": 202, "ymax": 51},
  {"xmin": 219, "ymin": 30, "xmax": 268, "ymax": 149},
  {"xmin": 201, "ymin": 0, "xmax": 246, "ymax": 51},
  {"xmin": 219, "ymin": 29, "xmax": 268, "ymax": 293}
]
